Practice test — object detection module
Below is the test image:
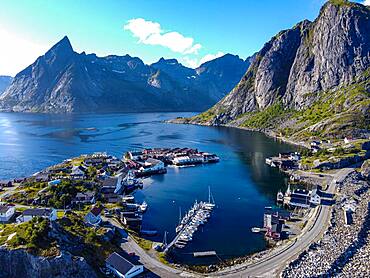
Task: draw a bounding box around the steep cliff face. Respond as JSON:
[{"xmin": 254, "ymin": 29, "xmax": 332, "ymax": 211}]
[
  {"xmin": 0, "ymin": 37, "xmax": 250, "ymax": 113},
  {"xmin": 189, "ymin": 1, "xmax": 370, "ymax": 139},
  {"xmin": 0, "ymin": 249, "xmax": 97, "ymax": 278},
  {"xmin": 284, "ymin": 1, "xmax": 370, "ymax": 108}
]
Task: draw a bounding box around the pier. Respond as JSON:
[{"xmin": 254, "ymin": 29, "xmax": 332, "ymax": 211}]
[{"xmin": 193, "ymin": 251, "xmax": 217, "ymax": 257}]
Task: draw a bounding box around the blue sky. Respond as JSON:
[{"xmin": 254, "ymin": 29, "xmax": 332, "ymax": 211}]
[{"xmin": 0, "ymin": 0, "xmax": 368, "ymax": 75}]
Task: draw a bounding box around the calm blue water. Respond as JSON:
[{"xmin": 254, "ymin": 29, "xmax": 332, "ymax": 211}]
[{"xmin": 0, "ymin": 112, "xmax": 296, "ymax": 265}]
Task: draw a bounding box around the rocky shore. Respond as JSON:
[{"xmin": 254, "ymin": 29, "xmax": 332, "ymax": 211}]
[
  {"xmin": 168, "ymin": 118, "xmax": 309, "ymax": 149},
  {"xmin": 0, "ymin": 249, "xmax": 97, "ymax": 278}
]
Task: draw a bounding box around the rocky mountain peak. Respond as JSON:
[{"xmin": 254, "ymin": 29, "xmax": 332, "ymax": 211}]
[
  {"xmin": 155, "ymin": 57, "xmax": 179, "ymax": 65},
  {"xmin": 45, "ymin": 36, "xmax": 74, "ymax": 58}
]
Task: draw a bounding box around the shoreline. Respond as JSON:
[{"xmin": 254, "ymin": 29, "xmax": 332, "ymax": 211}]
[{"xmin": 166, "ymin": 119, "xmax": 310, "ymax": 150}]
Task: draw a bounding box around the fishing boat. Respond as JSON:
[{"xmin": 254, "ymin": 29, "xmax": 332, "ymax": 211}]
[
  {"xmin": 175, "ymin": 243, "xmax": 186, "ymax": 249},
  {"xmin": 277, "ymin": 191, "xmax": 284, "ymax": 203},
  {"xmin": 138, "ymin": 201, "xmax": 148, "ymax": 212},
  {"xmin": 251, "ymin": 227, "xmax": 261, "ymax": 233},
  {"xmin": 122, "ymin": 195, "xmax": 135, "ymax": 202}
]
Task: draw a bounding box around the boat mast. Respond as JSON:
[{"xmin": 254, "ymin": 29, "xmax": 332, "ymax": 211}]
[
  {"xmin": 179, "ymin": 207, "xmax": 182, "ymax": 225},
  {"xmin": 208, "ymin": 186, "xmax": 215, "ymax": 204}
]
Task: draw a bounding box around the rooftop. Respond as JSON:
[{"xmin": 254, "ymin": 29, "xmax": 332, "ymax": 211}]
[
  {"xmin": 0, "ymin": 205, "xmax": 14, "ymax": 213},
  {"xmin": 106, "ymin": 252, "xmax": 137, "ymax": 275},
  {"xmin": 23, "ymin": 208, "xmax": 53, "ymax": 217}
]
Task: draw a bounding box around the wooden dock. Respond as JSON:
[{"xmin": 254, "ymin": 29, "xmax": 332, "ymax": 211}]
[{"xmin": 193, "ymin": 251, "xmax": 217, "ymax": 257}]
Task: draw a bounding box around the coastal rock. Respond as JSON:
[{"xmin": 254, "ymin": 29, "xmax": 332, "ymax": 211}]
[
  {"xmin": 360, "ymin": 159, "xmax": 370, "ymax": 180},
  {"xmin": 0, "ymin": 248, "xmax": 97, "ymax": 278}
]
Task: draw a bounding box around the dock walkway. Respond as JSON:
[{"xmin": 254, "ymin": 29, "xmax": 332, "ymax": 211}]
[{"xmin": 193, "ymin": 251, "xmax": 217, "ymax": 257}]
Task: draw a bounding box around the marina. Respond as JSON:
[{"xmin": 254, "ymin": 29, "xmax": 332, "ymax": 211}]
[{"xmin": 165, "ymin": 187, "xmax": 215, "ymax": 252}]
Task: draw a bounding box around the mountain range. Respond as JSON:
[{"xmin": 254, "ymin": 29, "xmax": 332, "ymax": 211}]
[
  {"xmin": 184, "ymin": 0, "xmax": 370, "ymax": 140},
  {"xmin": 0, "ymin": 37, "xmax": 251, "ymax": 113}
]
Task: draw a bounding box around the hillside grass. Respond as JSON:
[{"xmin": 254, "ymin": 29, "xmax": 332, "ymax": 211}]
[{"xmin": 240, "ymin": 102, "xmax": 292, "ymax": 129}]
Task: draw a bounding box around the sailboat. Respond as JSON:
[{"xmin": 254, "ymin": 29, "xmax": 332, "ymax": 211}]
[
  {"xmin": 176, "ymin": 207, "xmax": 183, "ymax": 233},
  {"xmin": 203, "ymin": 186, "xmax": 215, "ymax": 210}
]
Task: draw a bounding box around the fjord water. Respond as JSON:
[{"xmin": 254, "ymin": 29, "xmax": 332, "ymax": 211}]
[{"xmin": 0, "ymin": 112, "xmax": 296, "ymax": 265}]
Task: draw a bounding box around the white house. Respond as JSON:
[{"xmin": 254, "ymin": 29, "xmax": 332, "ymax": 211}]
[
  {"xmin": 106, "ymin": 252, "xmax": 143, "ymax": 278},
  {"xmin": 85, "ymin": 206, "xmax": 102, "ymax": 225},
  {"xmin": 172, "ymin": 155, "xmax": 203, "ymax": 166},
  {"xmin": 71, "ymin": 166, "xmax": 86, "ymax": 180},
  {"xmin": 16, "ymin": 208, "xmax": 57, "ymax": 223},
  {"xmin": 0, "ymin": 204, "xmax": 16, "ymax": 223},
  {"xmin": 138, "ymin": 158, "xmax": 165, "ymax": 174},
  {"xmin": 309, "ymin": 189, "xmax": 321, "ymax": 206},
  {"xmin": 344, "ymin": 137, "xmax": 353, "ymax": 144}
]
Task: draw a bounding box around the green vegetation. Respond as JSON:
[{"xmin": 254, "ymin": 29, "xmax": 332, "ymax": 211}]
[
  {"xmin": 329, "ymin": 0, "xmax": 356, "ymax": 8},
  {"xmin": 131, "ymin": 234, "xmax": 152, "ymax": 251},
  {"xmin": 47, "ymin": 180, "xmax": 78, "ymax": 208},
  {"xmin": 299, "ymin": 140, "xmax": 368, "ymax": 169},
  {"xmin": 191, "ymin": 108, "xmax": 217, "ymax": 123},
  {"xmin": 4, "ymin": 183, "xmax": 45, "ymax": 205},
  {"xmin": 158, "ymin": 252, "xmax": 170, "ymax": 265},
  {"xmin": 240, "ymin": 101, "xmax": 292, "ymax": 129},
  {"xmin": 0, "ymin": 217, "xmax": 58, "ymax": 257},
  {"xmin": 57, "ymin": 212, "xmax": 120, "ymax": 267}
]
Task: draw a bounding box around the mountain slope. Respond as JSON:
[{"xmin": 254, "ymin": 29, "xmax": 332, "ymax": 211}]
[
  {"xmin": 186, "ymin": 0, "xmax": 370, "ymax": 140},
  {"xmin": 0, "ymin": 76, "xmax": 13, "ymax": 94},
  {"xmin": 0, "ymin": 37, "xmax": 250, "ymax": 113}
]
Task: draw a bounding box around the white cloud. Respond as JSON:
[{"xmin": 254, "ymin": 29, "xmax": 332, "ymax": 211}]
[
  {"xmin": 182, "ymin": 57, "xmax": 199, "ymax": 68},
  {"xmin": 199, "ymin": 51, "xmax": 225, "ymax": 65},
  {"xmin": 0, "ymin": 27, "xmax": 47, "ymax": 76},
  {"xmin": 182, "ymin": 51, "xmax": 225, "ymax": 68},
  {"xmin": 124, "ymin": 18, "xmax": 202, "ymax": 55},
  {"xmin": 363, "ymin": 0, "xmax": 370, "ymax": 5}
]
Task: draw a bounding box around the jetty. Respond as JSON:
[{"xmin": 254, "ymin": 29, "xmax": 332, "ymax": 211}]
[{"xmin": 193, "ymin": 251, "xmax": 217, "ymax": 257}]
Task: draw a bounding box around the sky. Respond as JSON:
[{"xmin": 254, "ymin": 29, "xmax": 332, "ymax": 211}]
[{"xmin": 0, "ymin": 0, "xmax": 368, "ymax": 76}]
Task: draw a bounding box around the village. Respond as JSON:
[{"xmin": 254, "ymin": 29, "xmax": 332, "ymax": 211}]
[
  {"xmin": 253, "ymin": 137, "xmax": 370, "ymax": 263},
  {"xmin": 0, "ymin": 147, "xmax": 219, "ymax": 278}
]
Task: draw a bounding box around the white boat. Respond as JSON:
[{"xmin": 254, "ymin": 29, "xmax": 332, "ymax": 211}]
[
  {"xmin": 138, "ymin": 201, "xmax": 148, "ymax": 212},
  {"xmin": 175, "ymin": 243, "xmax": 186, "ymax": 248},
  {"xmin": 251, "ymin": 227, "xmax": 261, "ymax": 233},
  {"xmin": 122, "ymin": 195, "xmax": 135, "ymax": 202}
]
